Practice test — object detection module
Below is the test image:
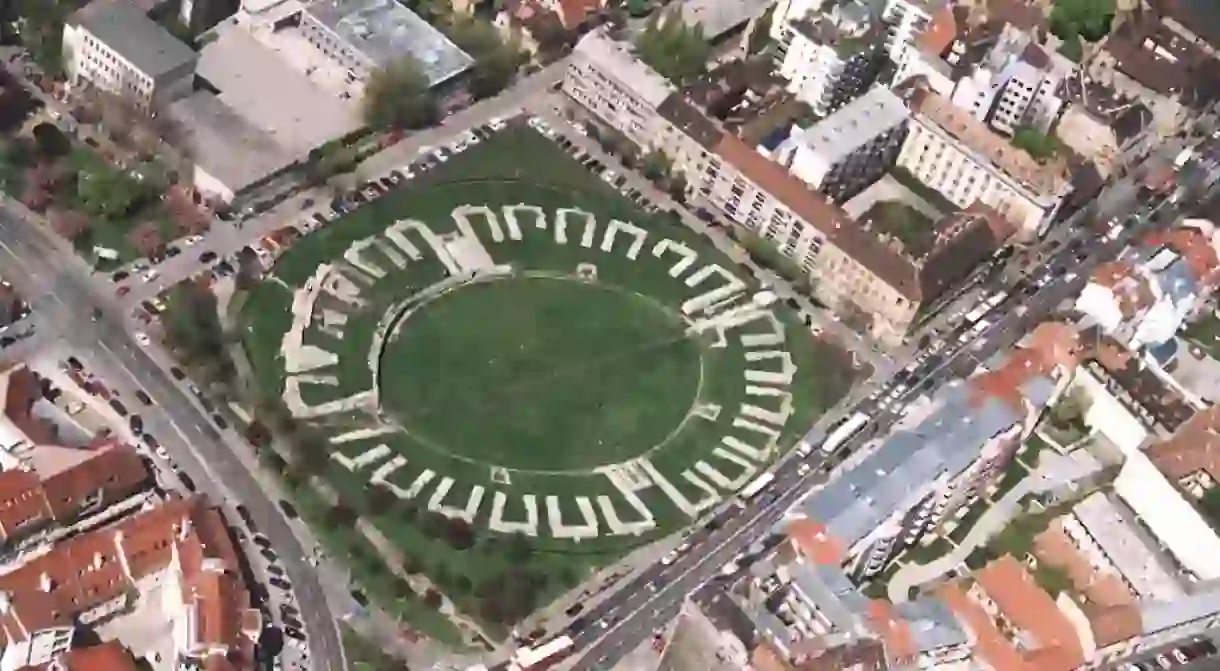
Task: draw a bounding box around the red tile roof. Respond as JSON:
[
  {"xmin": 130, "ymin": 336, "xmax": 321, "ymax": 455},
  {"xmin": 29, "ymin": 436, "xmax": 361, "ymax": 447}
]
[
  {"xmin": 0, "ymin": 496, "xmax": 255, "ymax": 667},
  {"xmin": 555, "ymin": 0, "xmax": 601, "ymax": 29},
  {"xmin": 0, "ymin": 444, "xmax": 148, "ymax": 547},
  {"xmin": 711, "ymin": 132, "xmax": 923, "ymax": 300},
  {"xmin": 59, "ymin": 641, "xmax": 141, "ymax": 671},
  {"xmin": 974, "ymin": 556, "xmax": 1085, "ymax": 671},
  {"xmin": 785, "ymin": 518, "xmax": 846, "ymax": 566}
]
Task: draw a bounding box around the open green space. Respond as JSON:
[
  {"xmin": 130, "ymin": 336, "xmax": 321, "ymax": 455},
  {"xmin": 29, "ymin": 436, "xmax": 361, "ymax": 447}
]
[
  {"xmin": 239, "ymin": 125, "xmax": 859, "ymax": 634},
  {"xmin": 379, "ymin": 276, "xmax": 702, "ymax": 471}
]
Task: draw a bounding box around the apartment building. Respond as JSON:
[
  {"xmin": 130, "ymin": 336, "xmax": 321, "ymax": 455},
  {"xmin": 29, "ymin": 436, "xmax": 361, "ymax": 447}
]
[
  {"xmin": 564, "ymin": 30, "xmax": 676, "ymax": 149},
  {"xmin": 949, "ymin": 24, "xmax": 1074, "ymax": 135},
  {"xmin": 744, "ymin": 518, "xmax": 971, "ymax": 669},
  {"xmin": 1075, "ymin": 221, "xmax": 1220, "ymax": 353},
  {"xmin": 939, "ymin": 556, "xmax": 1087, "ymax": 671},
  {"xmin": 62, "ymin": 0, "xmax": 197, "ymax": 111},
  {"xmin": 775, "ymin": 86, "xmax": 909, "ymax": 202},
  {"xmin": 776, "ymin": 5, "xmax": 883, "ymax": 116},
  {"xmin": 0, "ymin": 495, "xmax": 260, "ymax": 671},
  {"xmin": 299, "ymin": 0, "xmax": 474, "ymax": 89},
  {"xmin": 880, "ymin": 0, "xmax": 942, "ymax": 64},
  {"xmin": 799, "ymin": 322, "xmax": 1081, "ymax": 579},
  {"xmin": 897, "ymin": 84, "xmax": 1070, "ymax": 234},
  {"xmin": 566, "ymin": 30, "xmax": 1019, "ymax": 343}
]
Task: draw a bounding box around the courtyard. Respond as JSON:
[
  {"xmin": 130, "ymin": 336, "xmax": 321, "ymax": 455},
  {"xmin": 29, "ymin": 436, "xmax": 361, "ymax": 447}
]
[{"xmin": 239, "ymin": 126, "xmax": 859, "ymax": 632}]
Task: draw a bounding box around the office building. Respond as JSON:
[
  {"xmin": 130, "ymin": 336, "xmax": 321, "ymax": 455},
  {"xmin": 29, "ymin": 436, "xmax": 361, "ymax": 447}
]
[{"xmin": 775, "ymin": 86, "xmax": 909, "ymax": 202}]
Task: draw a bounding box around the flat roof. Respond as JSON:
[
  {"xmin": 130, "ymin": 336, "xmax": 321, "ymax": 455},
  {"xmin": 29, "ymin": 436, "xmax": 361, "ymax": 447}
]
[
  {"xmin": 70, "ymin": 0, "xmax": 197, "ymax": 79},
  {"xmin": 304, "ymin": 0, "xmax": 473, "ymax": 88},
  {"xmin": 678, "ymin": 0, "xmax": 773, "ymax": 39},
  {"xmin": 1114, "ymin": 453, "xmax": 1220, "ymax": 581},
  {"xmin": 573, "ymin": 30, "xmax": 674, "ymax": 107},
  {"xmin": 795, "ymin": 86, "xmax": 909, "ymax": 166},
  {"xmin": 198, "ymin": 24, "xmax": 360, "ymax": 154},
  {"xmin": 168, "ymin": 91, "xmax": 297, "ymax": 194},
  {"xmin": 1070, "ymin": 491, "xmax": 1185, "ymax": 601}
]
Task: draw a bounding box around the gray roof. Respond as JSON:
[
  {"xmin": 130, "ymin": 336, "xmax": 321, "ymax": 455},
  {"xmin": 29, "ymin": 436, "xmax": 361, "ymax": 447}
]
[
  {"xmin": 678, "ymin": 0, "xmax": 773, "ymax": 39},
  {"xmin": 1138, "ymin": 582, "xmax": 1220, "ymax": 635},
  {"xmin": 71, "ymin": 0, "xmax": 197, "ymax": 79},
  {"xmin": 1071, "ymin": 491, "xmax": 1185, "ymax": 601},
  {"xmin": 573, "ymin": 30, "xmax": 674, "ymax": 107},
  {"xmin": 801, "ymin": 374, "xmax": 1055, "ymax": 547},
  {"xmin": 893, "ymin": 599, "xmax": 968, "ymax": 653},
  {"xmin": 305, "ymin": 0, "xmax": 473, "ymax": 88},
  {"xmin": 794, "ymin": 86, "xmax": 909, "ymax": 166},
  {"xmin": 167, "ymin": 91, "xmax": 297, "ymax": 194}
]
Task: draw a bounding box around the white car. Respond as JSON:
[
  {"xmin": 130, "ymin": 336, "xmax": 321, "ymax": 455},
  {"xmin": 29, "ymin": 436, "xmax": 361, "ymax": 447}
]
[
  {"xmin": 155, "ymin": 445, "xmax": 169, "ymax": 460},
  {"xmin": 135, "ymin": 331, "xmax": 150, "ymax": 346},
  {"xmin": 660, "ymin": 551, "xmax": 679, "ymax": 566},
  {"xmin": 489, "ymin": 116, "xmax": 507, "ymax": 131},
  {"xmin": 184, "ymin": 235, "xmax": 204, "ymax": 246},
  {"xmin": 143, "ymin": 269, "xmax": 159, "ymax": 283},
  {"xmin": 797, "ymin": 463, "xmax": 811, "ymax": 476}
]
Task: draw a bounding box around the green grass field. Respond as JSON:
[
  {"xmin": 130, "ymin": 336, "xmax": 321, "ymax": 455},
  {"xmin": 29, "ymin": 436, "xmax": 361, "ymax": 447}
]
[
  {"xmin": 239, "ymin": 124, "xmax": 860, "ymax": 633},
  {"xmin": 379, "ymin": 275, "xmax": 702, "ymax": 471}
]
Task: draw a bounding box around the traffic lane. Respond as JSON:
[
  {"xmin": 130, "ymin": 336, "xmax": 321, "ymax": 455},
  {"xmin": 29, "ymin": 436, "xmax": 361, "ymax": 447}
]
[{"xmin": 70, "ymin": 313, "xmax": 344, "ymax": 670}]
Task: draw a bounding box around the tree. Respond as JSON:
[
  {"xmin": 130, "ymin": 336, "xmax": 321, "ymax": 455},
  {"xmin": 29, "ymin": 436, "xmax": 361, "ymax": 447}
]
[
  {"xmin": 163, "ymin": 282, "xmax": 226, "ymax": 363},
  {"xmin": 1049, "ymin": 0, "xmax": 1115, "ymax": 44},
  {"xmin": 634, "ymin": 12, "xmax": 711, "ymax": 85},
  {"xmin": 361, "ymin": 58, "xmax": 439, "ymax": 130},
  {"xmin": 325, "ymin": 502, "xmax": 358, "ymax": 529},
  {"xmin": 838, "ymin": 300, "xmax": 875, "ymax": 335},
  {"xmin": 31, "ymin": 123, "xmax": 70, "ymax": 159},
  {"xmin": 244, "ymin": 420, "xmax": 272, "ymax": 448},
  {"xmin": 641, "ymin": 150, "xmax": 671, "ymax": 182},
  {"xmin": 422, "ymin": 588, "xmax": 444, "ymax": 609},
  {"xmin": 127, "ymin": 222, "xmax": 164, "ymax": 258},
  {"xmin": 476, "ymin": 568, "xmax": 543, "ymax": 625},
  {"xmin": 443, "ymin": 518, "xmax": 475, "ymax": 550},
  {"xmin": 626, "ymin": 0, "xmax": 651, "ymax": 17},
  {"xmin": 366, "ymin": 484, "xmax": 400, "ymax": 516},
  {"xmin": 394, "ymin": 579, "xmax": 417, "ymax": 600},
  {"xmin": 1011, "ymin": 127, "xmax": 1061, "ymax": 162},
  {"xmin": 446, "ymin": 18, "xmax": 522, "ymax": 99}
]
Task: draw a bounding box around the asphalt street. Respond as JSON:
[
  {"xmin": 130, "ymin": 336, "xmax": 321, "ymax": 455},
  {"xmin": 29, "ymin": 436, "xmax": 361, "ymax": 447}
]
[
  {"xmin": 0, "ymin": 203, "xmax": 346, "ymax": 671},
  {"xmin": 560, "ymin": 137, "xmax": 1218, "ymax": 670}
]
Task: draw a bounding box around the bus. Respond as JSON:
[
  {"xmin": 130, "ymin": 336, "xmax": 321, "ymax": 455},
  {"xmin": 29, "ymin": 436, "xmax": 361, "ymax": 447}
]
[
  {"xmin": 513, "ymin": 635, "xmax": 574, "ymax": 669},
  {"xmin": 821, "ymin": 411, "xmax": 871, "ymax": 455},
  {"xmin": 738, "ymin": 472, "xmax": 775, "ymax": 501}
]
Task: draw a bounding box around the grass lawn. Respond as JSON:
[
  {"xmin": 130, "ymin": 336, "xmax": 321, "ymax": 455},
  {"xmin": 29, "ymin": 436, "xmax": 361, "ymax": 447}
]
[
  {"xmin": 379, "ymin": 276, "xmax": 702, "ymax": 471},
  {"xmin": 342, "ymin": 625, "xmax": 403, "ymax": 671},
  {"xmin": 949, "ymin": 503, "xmax": 987, "ymax": 544},
  {"xmin": 63, "ymin": 149, "xmax": 170, "ymax": 263},
  {"xmin": 240, "ymin": 124, "xmax": 860, "ymax": 634}
]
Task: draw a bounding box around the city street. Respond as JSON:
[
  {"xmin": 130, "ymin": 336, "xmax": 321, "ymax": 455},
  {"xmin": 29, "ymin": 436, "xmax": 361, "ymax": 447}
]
[{"xmin": 0, "ymin": 204, "xmax": 347, "ymax": 671}]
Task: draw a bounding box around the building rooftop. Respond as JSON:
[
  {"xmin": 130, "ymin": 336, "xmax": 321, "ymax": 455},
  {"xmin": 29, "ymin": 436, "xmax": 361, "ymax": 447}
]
[
  {"xmin": 793, "ymin": 86, "xmax": 909, "ymax": 170},
  {"xmin": 906, "ymin": 85, "xmax": 1068, "ymax": 196},
  {"xmin": 69, "ymin": 0, "xmax": 197, "ymax": 78},
  {"xmin": 677, "ymin": 0, "xmax": 773, "ymax": 40},
  {"xmin": 789, "ymin": 16, "xmax": 875, "ymax": 59},
  {"xmin": 1105, "ymin": 16, "xmax": 1220, "ymax": 105},
  {"xmin": 1114, "ymin": 452, "xmax": 1220, "ymax": 581},
  {"xmin": 973, "ymin": 556, "xmax": 1085, "ymax": 671},
  {"xmin": 711, "ymin": 131, "xmax": 927, "ymax": 300},
  {"xmin": 573, "ymin": 29, "xmax": 675, "ymax": 106},
  {"xmin": 304, "ymin": 0, "xmax": 474, "ymax": 87},
  {"xmin": 1148, "ymin": 403, "xmax": 1220, "ymax": 484},
  {"xmin": 1070, "ymin": 491, "xmax": 1185, "ymax": 601},
  {"xmin": 167, "ymin": 91, "xmax": 298, "ymax": 195}
]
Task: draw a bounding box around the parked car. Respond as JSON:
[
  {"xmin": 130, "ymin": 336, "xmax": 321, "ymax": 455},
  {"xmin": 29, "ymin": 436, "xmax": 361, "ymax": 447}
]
[
  {"xmin": 170, "ymin": 366, "xmax": 185, "ymax": 381},
  {"xmin": 135, "ymin": 389, "xmax": 153, "ymax": 406},
  {"xmin": 279, "ymin": 499, "xmax": 299, "ymax": 520},
  {"xmin": 199, "ymin": 250, "xmax": 218, "ymax": 264},
  {"xmin": 179, "ymin": 472, "xmax": 197, "ymax": 492},
  {"xmin": 109, "ymin": 399, "xmax": 128, "ymax": 417},
  {"xmin": 129, "ymin": 415, "xmax": 144, "ymax": 434}
]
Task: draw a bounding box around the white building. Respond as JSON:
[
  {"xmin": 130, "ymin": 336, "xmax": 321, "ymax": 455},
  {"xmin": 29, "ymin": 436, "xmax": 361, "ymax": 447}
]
[
  {"xmin": 563, "ymin": 29, "xmax": 676, "ymax": 149},
  {"xmin": 896, "ymin": 85, "xmax": 1070, "ymax": 234},
  {"xmin": 299, "ymin": 0, "xmax": 473, "ymax": 89},
  {"xmin": 880, "ymin": 0, "xmax": 941, "ymax": 64},
  {"xmin": 948, "ymin": 25, "xmax": 1074, "ymax": 135},
  {"xmin": 776, "ymin": 3, "xmax": 881, "ymax": 116},
  {"xmin": 62, "ymin": 0, "xmax": 197, "ymax": 111},
  {"xmin": 776, "ymin": 86, "xmax": 909, "ymax": 202}
]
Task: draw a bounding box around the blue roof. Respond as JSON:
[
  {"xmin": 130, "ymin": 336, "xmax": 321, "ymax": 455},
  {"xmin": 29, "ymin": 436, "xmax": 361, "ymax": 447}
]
[
  {"xmin": 800, "ymin": 380, "xmax": 1031, "ymax": 546},
  {"xmin": 1155, "ymin": 257, "xmax": 1199, "ymax": 307}
]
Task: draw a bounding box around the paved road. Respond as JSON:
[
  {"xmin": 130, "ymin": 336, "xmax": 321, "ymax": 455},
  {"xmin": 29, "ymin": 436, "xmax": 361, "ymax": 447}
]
[
  {"xmin": 0, "ymin": 203, "xmax": 346, "ymax": 671},
  {"xmin": 559, "ymin": 131, "xmax": 1220, "ymax": 670},
  {"xmin": 109, "ymin": 59, "xmax": 572, "ymax": 306}
]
